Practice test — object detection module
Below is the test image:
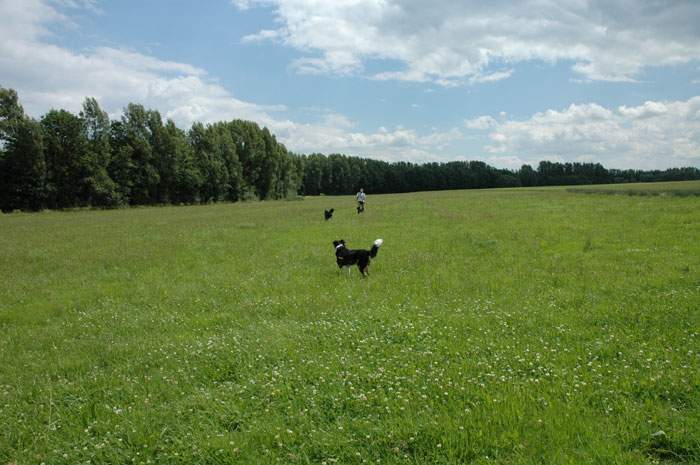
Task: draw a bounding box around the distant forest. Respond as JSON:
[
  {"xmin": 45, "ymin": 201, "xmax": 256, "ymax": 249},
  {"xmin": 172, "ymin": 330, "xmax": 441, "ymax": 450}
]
[{"xmin": 1, "ymin": 87, "xmax": 699, "ymax": 211}]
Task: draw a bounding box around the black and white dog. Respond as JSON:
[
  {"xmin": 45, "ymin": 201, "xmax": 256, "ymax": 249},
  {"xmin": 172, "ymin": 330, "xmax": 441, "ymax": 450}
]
[
  {"xmin": 324, "ymin": 208, "xmax": 334, "ymax": 220},
  {"xmin": 333, "ymin": 238, "xmax": 383, "ymax": 276}
]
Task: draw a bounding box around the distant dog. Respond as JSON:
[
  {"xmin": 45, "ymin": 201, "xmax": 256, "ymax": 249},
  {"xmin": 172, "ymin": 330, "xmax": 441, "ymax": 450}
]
[
  {"xmin": 324, "ymin": 208, "xmax": 334, "ymax": 220},
  {"xmin": 333, "ymin": 238, "xmax": 383, "ymax": 276}
]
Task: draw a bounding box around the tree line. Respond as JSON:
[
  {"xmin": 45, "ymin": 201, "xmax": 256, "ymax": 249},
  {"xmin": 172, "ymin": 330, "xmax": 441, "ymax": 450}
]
[{"xmin": 1, "ymin": 87, "xmax": 698, "ymax": 211}]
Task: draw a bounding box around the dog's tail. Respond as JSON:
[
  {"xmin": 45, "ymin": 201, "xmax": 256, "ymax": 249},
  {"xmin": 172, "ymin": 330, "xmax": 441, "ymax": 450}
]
[{"xmin": 370, "ymin": 238, "xmax": 383, "ymax": 258}]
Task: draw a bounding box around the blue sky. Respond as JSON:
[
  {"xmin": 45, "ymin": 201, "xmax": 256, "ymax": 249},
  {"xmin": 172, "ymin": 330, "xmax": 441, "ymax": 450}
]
[{"xmin": 1, "ymin": 0, "xmax": 699, "ymax": 169}]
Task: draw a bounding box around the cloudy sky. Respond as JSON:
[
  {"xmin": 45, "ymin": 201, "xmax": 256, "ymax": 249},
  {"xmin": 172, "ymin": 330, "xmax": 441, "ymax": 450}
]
[{"xmin": 1, "ymin": 0, "xmax": 699, "ymax": 169}]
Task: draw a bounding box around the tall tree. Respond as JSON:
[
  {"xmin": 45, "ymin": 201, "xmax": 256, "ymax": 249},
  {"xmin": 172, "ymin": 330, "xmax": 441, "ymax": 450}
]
[
  {"xmin": 80, "ymin": 98, "xmax": 120, "ymax": 206},
  {"xmin": 211, "ymin": 122, "xmax": 243, "ymax": 201},
  {"xmin": 0, "ymin": 88, "xmax": 46, "ymax": 211},
  {"xmin": 169, "ymin": 122, "xmax": 202, "ymax": 203},
  {"xmin": 108, "ymin": 120, "xmax": 135, "ymax": 204},
  {"xmin": 154, "ymin": 119, "xmax": 190, "ymax": 203},
  {"xmin": 41, "ymin": 109, "xmax": 89, "ymax": 208},
  {"xmin": 189, "ymin": 122, "xmax": 229, "ymax": 202},
  {"xmin": 112, "ymin": 104, "xmax": 159, "ymax": 204},
  {"xmin": 228, "ymin": 120, "xmax": 265, "ymax": 198}
]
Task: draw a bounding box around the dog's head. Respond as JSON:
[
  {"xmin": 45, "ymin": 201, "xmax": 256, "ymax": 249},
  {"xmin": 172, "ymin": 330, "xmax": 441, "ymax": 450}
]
[{"xmin": 332, "ymin": 239, "xmax": 346, "ymax": 249}]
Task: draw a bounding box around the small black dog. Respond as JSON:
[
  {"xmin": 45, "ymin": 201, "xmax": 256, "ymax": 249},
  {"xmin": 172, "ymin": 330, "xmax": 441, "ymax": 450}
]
[
  {"xmin": 324, "ymin": 208, "xmax": 334, "ymax": 220},
  {"xmin": 333, "ymin": 238, "xmax": 383, "ymax": 276}
]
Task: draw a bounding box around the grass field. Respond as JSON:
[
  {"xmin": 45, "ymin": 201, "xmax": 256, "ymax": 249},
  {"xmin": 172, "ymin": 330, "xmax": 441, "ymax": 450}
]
[
  {"xmin": 1, "ymin": 183, "xmax": 699, "ymax": 465},
  {"xmin": 567, "ymin": 180, "xmax": 700, "ymax": 196}
]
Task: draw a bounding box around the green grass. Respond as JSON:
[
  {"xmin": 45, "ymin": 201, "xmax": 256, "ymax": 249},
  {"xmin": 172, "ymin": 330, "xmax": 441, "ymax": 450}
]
[
  {"xmin": 567, "ymin": 180, "xmax": 700, "ymax": 196},
  {"xmin": 1, "ymin": 185, "xmax": 699, "ymax": 465}
]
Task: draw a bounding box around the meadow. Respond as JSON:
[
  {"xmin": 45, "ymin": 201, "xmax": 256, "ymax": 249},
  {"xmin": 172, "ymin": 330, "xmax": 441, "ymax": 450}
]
[
  {"xmin": 567, "ymin": 180, "xmax": 700, "ymax": 197},
  {"xmin": 1, "ymin": 182, "xmax": 699, "ymax": 465}
]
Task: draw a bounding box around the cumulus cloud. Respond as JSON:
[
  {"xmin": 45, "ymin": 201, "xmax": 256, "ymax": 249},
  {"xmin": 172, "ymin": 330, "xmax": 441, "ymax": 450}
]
[
  {"xmin": 481, "ymin": 97, "xmax": 700, "ymax": 169},
  {"xmin": 483, "ymin": 156, "xmax": 527, "ymax": 170},
  {"xmin": 464, "ymin": 115, "xmax": 497, "ymax": 130},
  {"xmin": 229, "ymin": 0, "xmax": 260, "ymax": 10},
  {"xmin": 4, "ymin": 0, "xmax": 699, "ymax": 169},
  {"xmin": 0, "ymin": 0, "xmax": 464, "ymax": 163},
  {"xmin": 235, "ymin": 0, "xmax": 700, "ymax": 85},
  {"xmin": 241, "ymin": 29, "xmax": 281, "ymax": 43},
  {"xmin": 469, "ymin": 69, "xmax": 514, "ymax": 85},
  {"xmin": 0, "ymin": 0, "xmax": 270, "ymax": 124},
  {"xmin": 617, "ymin": 101, "xmax": 668, "ymax": 119},
  {"xmin": 274, "ymin": 122, "xmax": 464, "ymax": 162}
]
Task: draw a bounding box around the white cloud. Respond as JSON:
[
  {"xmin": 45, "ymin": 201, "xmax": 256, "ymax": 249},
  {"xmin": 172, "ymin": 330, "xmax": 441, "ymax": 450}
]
[
  {"xmin": 483, "ymin": 155, "xmax": 526, "ymax": 170},
  {"xmin": 229, "ymin": 0, "xmax": 263, "ymax": 10},
  {"xmin": 0, "ymin": 0, "xmax": 266, "ymax": 123},
  {"xmin": 274, "ymin": 121, "xmax": 463, "ymax": 162},
  {"xmin": 241, "ymin": 29, "xmax": 280, "ymax": 43},
  {"xmin": 4, "ymin": 0, "xmax": 699, "ymax": 169},
  {"xmin": 0, "ymin": 0, "xmax": 462, "ymax": 163},
  {"xmin": 464, "ymin": 115, "xmax": 497, "ymax": 130},
  {"xmin": 291, "ymin": 51, "xmax": 362, "ymax": 76},
  {"xmin": 236, "ymin": 0, "xmax": 700, "ymax": 85},
  {"xmin": 618, "ymin": 101, "xmax": 668, "ymax": 119},
  {"xmin": 481, "ymin": 97, "xmax": 700, "ymax": 169},
  {"xmin": 468, "ymin": 69, "xmax": 514, "ymax": 85}
]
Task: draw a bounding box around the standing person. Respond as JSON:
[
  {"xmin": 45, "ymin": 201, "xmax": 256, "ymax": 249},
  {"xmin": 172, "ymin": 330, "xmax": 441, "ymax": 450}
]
[{"xmin": 356, "ymin": 188, "xmax": 366, "ymax": 214}]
